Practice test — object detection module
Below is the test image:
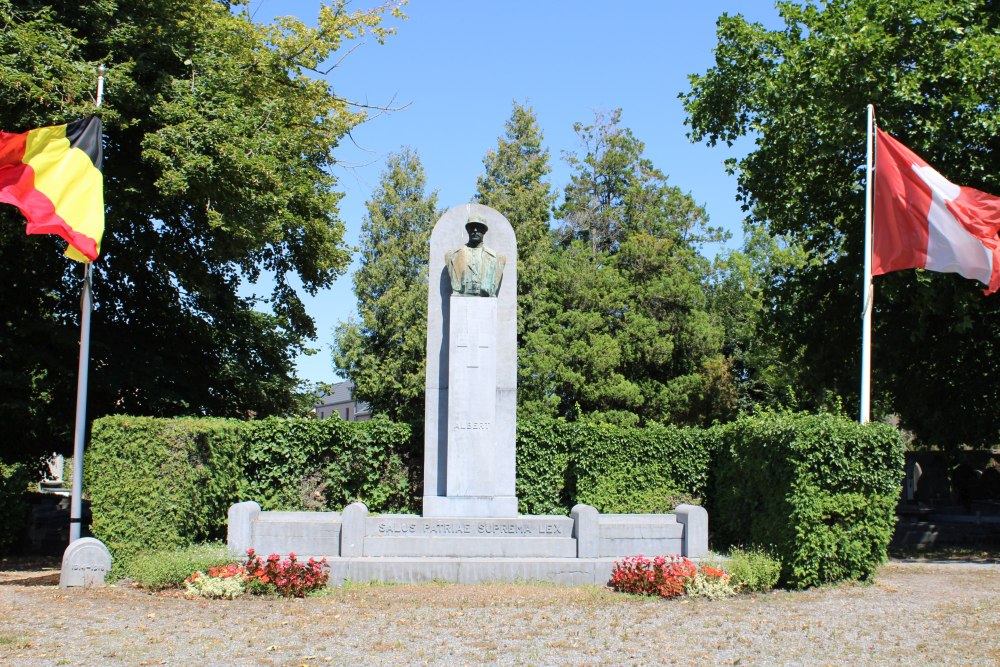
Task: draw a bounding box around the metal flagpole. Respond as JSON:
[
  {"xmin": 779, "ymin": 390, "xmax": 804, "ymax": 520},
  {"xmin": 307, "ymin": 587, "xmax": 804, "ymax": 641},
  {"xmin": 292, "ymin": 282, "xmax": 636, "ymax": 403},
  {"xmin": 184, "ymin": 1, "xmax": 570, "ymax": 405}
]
[
  {"xmin": 69, "ymin": 64, "xmax": 105, "ymax": 543},
  {"xmin": 860, "ymin": 103, "xmax": 875, "ymax": 425}
]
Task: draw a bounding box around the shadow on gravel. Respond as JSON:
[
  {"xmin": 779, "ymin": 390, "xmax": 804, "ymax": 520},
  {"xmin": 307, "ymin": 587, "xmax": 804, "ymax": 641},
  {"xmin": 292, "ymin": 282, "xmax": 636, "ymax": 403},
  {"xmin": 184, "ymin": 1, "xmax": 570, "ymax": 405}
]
[{"xmin": 0, "ymin": 556, "xmax": 61, "ymax": 586}]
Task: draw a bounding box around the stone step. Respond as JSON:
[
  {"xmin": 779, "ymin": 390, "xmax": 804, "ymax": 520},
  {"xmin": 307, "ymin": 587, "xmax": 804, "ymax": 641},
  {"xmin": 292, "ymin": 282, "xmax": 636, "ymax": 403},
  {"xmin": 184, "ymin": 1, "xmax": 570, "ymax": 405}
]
[{"xmin": 326, "ymin": 556, "xmax": 622, "ymax": 586}]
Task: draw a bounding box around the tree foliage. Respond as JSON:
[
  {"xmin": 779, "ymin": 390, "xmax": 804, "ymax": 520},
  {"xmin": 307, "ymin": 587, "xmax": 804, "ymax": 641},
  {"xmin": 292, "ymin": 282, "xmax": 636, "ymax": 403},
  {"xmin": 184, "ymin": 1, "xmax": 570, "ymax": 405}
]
[
  {"xmin": 0, "ymin": 0, "xmax": 402, "ymax": 463},
  {"xmin": 475, "ymin": 101, "xmax": 556, "ymax": 363},
  {"xmin": 684, "ymin": 0, "xmax": 1000, "ymax": 446},
  {"xmin": 333, "ymin": 148, "xmax": 437, "ymax": 424},
  {"xmin": 522, "ymin": 110, "xmax": 734, "ymax": 426}
]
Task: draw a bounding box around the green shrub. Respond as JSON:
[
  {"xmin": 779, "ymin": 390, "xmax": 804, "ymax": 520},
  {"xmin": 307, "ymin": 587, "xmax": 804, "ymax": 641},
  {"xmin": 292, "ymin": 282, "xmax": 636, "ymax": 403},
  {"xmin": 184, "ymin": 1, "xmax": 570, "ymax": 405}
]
[
  {"xmin": 588, "ymin": 477, "xmax": 697, "ymax": 514},
  {"xmin": 709, "ymin": 412, "xmax": 904, "ymax": 589},
  {"xmin": 126, "ymin": 542, "xmax": 236, "ymax": 590},
  {"xmin": 86, "ymin": 416, "xmax": 246, "ymax": 571},
  {"xmin": 726, "ymin": 546, "xmax": 782, "ymax": 593},
  {"xmin": 87, "ymin": 415, "xmax": 417, "ymax": 570},
  {"xmin": 0, "ymin": 462, "xmax": 30, "ymax": 554}
]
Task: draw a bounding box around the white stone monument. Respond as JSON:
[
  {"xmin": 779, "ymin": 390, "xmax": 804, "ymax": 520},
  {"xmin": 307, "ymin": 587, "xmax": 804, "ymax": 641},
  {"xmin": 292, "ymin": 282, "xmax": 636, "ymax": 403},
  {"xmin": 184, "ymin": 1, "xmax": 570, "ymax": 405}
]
[
  {"xmin": 226, "ymin": 203, "xmax": 711, "ymax": 585},
  {"xmin": 423, "ymin": 203, "xmax": 517, "ymax": 517}
]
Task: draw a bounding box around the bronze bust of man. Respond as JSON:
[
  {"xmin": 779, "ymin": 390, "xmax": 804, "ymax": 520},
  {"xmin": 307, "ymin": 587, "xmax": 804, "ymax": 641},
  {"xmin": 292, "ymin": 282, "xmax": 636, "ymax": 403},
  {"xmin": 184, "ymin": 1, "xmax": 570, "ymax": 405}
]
[{"xmin": 445, "ymin": 215, "xmax": 506, "ymax": 297}]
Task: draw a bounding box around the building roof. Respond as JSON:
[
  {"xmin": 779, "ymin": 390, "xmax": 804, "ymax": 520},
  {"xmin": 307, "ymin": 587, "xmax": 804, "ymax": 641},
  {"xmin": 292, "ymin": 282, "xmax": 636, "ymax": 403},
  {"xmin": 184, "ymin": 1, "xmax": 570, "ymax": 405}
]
[{"xmin": 316, "ymin": 379, "xmax": 371, "ymax": 416}]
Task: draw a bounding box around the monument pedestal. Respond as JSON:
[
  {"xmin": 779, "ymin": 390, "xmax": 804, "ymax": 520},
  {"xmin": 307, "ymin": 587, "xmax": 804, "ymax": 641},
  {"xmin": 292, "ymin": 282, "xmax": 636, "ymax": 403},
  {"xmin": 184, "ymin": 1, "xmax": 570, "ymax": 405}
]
[{"xmin": 228, "ymin": 501, "xmax": 709, "ymax": 585}]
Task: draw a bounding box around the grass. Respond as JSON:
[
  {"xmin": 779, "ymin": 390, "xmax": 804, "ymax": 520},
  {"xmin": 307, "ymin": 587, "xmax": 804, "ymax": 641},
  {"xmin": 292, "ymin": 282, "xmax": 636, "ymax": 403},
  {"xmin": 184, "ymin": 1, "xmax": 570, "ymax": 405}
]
[
  {"xmin": 124, "ymin": 541, "xmax": 237, "ymax": 591},
  {"xmin": 0, "ymin": 635, "xmax": 32, "ymax": 649}
]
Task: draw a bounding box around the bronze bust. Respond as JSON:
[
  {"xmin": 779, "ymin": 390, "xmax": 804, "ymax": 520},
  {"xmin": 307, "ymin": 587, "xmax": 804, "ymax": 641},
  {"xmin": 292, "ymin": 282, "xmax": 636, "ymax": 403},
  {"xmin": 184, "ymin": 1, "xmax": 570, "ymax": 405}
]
[{"xmin": 445, "ymin": 215, "xmax": 506, "ymax": 297}]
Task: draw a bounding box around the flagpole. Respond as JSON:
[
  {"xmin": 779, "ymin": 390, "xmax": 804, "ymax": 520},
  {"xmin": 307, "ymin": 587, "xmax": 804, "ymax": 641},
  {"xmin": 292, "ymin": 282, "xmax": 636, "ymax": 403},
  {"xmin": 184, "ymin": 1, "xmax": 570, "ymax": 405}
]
[
  {"xmin": 69, "ymin": 64, "xmax": 105, "ymax": 543},
  {"xmin": 860, "ymin": 104, "xmax": 875, "ymax": 425}
]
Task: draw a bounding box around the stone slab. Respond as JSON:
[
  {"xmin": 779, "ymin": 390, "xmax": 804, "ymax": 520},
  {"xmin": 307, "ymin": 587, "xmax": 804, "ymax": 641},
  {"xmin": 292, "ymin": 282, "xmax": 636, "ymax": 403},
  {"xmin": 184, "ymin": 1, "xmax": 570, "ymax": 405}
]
[
  {"xmin": 227, "ymin": 501, "xmax": 261, "ymax": 556},
  {"xmin": 675, "ymin": 504, "xmax": 709, "ymax": 558},
  {"xmin": 363, "ymin": 536, "xmax": 576, "ymax": 558},
  {"xmin": 421, "ymin": 495, "xmax": 518, "ymax": 517},
  {"xmin": 59, "ymin": 537, "xmax": 112, "ymax": 588},
  {"xmin": 251, "ymin": 512, "xmax": 342, "ymax": 557},
  {"xmin": 424, "ymin": 204, "xmax": 517, "ymax": 514},
  {"xmin": 446, "ymin": 297, "xmax": 498, "ymax": 497}
]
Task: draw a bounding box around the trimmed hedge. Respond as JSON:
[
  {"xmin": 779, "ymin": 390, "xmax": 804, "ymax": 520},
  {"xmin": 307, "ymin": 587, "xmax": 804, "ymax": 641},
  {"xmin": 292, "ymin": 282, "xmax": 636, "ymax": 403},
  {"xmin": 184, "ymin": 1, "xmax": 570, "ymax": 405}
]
[
  {"xmin": 572, "ymin": 421, "xmax": 715, "ymax": 513},
  {"xmin": 87, "ymin": 412, "xmax": 903, "ymax": 589},
  {"xmin": 514, "ymin": 418, "xmax": 714, "ymax": 515},
  {"xmin": 86, "ymin": 416, "xmax": 245, "ymax": 568},
  {"xmin": 87, "ymin": 415, "xmax": 417, "ymax": 571},
  {"xmin": 709, "ymin": 412, "xmax": 904, "ymax": 588},
  {"xmin": 242, "ymin": 417, "xmax": 416, "ymax": 513}
]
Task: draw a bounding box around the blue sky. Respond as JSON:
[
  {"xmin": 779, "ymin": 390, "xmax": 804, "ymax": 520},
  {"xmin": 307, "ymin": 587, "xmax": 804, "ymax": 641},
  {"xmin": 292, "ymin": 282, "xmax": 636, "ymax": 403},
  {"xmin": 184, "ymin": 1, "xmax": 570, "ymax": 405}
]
[{"xmin": 248, "ymin": 1, "xmax": 784, "ymax": 386}]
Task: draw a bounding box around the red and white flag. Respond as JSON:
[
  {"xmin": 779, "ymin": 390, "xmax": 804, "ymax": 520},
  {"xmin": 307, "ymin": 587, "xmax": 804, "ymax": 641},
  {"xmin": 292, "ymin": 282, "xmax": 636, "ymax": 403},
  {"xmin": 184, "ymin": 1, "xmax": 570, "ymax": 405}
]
[{"xmin": 873, "ymin": 127, "xmax": 1000, "ymax": 294}]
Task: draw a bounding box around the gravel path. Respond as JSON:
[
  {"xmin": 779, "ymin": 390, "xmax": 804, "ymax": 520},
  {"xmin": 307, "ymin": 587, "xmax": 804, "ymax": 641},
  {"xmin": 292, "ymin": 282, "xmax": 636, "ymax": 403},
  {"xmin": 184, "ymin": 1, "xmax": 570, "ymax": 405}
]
[{"xmin": 1, "ymin": 561, "xmax": 998, "ymax": 666}]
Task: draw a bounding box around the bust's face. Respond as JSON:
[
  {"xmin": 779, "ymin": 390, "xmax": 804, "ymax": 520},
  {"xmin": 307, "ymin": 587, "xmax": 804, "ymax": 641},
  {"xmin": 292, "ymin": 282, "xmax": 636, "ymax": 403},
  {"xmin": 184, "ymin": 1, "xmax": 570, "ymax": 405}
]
[{"xmin": 467, "ymin": 224, "xmax": 485, "ymax": 246}]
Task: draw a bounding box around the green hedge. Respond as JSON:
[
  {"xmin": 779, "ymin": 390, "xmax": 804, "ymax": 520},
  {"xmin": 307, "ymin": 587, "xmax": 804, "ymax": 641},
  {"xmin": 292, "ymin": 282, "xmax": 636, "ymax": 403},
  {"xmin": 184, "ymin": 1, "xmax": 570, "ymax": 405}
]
[
  {"xmin": 572, "ymin": 421, "xmax": 715, "ymax": 513},
  {"xmin": 242, "ymin": 417, "xmax": 416, "ymax": 513},
  {"xmin": 709, "ymin": 412, "xmax": 904, "ymax": 588},
  {"xmin": 87, "ymin": 412, "xmax": 903, "ymax": 589},
  {"xmin": 514, "ymin": 417, "xmax": 713, "ymax": 515},
  {"xmin": 87, "ymin": 415, "xmax": 417, "ymax": 571},
  {"xmin": 85, "ymin": 416, "xmax": 246, "ymax": 568}
]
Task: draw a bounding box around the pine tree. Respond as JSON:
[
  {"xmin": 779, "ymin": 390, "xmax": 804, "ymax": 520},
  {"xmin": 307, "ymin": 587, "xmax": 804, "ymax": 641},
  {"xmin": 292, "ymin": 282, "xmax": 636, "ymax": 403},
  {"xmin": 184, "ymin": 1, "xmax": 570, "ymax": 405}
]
[
  {"xmin": 474, "ymin": 101, "xmax": 556, "ymax": 367},
  {"xmin": 524, "ymin": 110, "xmax": 734, "ymax": 425},
  {"xmin": 333, "ymin": 148, "xmax": 438, "ymax": 423}
]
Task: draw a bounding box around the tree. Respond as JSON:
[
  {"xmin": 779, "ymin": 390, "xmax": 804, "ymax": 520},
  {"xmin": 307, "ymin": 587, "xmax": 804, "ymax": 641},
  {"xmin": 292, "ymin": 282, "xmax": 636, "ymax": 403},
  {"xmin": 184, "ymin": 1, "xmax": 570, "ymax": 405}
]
[
  {"xmin": 683, "ymin": 0, "xmax": 1000, "ymax": 446},
  {"xmin": 474, "ymin": 101, "xmax": 557, "ymax": 390},
  {"xmin": 333, "ymin": 148, "xmax": 438, "ymax": 424},
  {"xmin": 523, "ymin": 110, "xmax": 734, "ymax": 425},
  {"xmin": 0, "ymin": 0, "xmax": 403, "ymax": 463}
]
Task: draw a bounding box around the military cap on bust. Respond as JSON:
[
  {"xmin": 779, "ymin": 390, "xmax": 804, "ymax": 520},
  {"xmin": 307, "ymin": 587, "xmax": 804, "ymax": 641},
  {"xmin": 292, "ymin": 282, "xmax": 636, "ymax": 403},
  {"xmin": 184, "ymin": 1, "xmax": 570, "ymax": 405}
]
[{"xmin": 465, "ymin": 214, "xmax": 488, "ymax": 232}]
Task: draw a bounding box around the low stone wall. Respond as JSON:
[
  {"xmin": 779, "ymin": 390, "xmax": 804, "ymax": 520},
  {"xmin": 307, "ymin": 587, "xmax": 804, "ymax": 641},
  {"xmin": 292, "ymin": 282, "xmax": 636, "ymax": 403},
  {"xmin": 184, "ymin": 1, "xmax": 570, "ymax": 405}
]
[{"xmin": 227, "ymin": 501, "xmax": 709, "ymax": 585}]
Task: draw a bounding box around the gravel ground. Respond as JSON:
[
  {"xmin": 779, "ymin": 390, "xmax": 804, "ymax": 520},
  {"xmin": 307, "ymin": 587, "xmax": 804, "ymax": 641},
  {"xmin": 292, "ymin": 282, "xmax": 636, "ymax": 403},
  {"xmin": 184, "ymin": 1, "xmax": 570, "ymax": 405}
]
[{"xmin": 1, "ymin": 561, "xmax": 998, "ymax": 666}]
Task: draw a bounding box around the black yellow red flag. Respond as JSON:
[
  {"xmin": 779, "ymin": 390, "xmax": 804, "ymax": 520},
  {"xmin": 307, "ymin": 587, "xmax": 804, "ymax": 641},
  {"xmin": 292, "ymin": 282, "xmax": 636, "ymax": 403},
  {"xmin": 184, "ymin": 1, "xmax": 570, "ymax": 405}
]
[{"xmin": 0, "ymin": 117, "xmax": 104, "ymax": 262}]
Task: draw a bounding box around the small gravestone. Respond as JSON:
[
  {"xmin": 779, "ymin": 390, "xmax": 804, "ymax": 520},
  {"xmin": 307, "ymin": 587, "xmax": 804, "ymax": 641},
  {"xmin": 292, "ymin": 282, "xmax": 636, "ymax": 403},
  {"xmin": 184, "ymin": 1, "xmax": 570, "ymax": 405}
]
[{"xmin": 59, "ymin": 537, "xmax": 112, "ymax": 588}]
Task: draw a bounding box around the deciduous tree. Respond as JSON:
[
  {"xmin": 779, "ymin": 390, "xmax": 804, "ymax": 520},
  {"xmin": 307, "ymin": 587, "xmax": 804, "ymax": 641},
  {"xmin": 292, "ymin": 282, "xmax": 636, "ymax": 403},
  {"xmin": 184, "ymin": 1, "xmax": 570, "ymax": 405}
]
[
  {"xmin": 683, "ymin": 0, "xmax": 1000, "ymax": 446},
  {"xmin": 0, "ymin": 0, "xmax": 402, "ymax": 463}
]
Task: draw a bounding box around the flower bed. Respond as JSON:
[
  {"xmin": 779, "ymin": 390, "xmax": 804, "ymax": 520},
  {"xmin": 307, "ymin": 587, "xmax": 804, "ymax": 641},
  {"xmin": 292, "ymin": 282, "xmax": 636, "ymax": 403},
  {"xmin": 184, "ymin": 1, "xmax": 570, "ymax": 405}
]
[
  {"xmin": 185, "ymin": 549, "xmax": 329, "ymax": 599},
  {"xmin": 610, "ymin": 555, "xmax": 736, "ymax": 600}
]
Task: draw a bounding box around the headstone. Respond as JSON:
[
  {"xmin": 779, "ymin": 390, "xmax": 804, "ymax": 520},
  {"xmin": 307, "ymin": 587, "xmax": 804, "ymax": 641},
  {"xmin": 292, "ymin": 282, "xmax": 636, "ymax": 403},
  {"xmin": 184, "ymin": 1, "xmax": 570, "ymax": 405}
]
[
  {"xmin": 423, "ymin": 203, "xmax": 517, "ymax": 517},
  {"xmin": 59, "ymin": 537, "xmax": 112, "ymax": 588}
]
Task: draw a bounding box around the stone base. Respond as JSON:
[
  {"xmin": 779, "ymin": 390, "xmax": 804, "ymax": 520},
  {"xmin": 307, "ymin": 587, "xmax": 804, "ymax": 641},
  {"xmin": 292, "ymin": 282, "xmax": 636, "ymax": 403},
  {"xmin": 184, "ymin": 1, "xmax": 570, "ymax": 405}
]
[
  {"xmin": 326, "ymin": 556, "xmax": 624, "ymax": 586},
  {"xmin": 227, "ymin": 501, "xmax": 710, "ymax": 585},
  {"xmin": 422, "ymin": 495, "xmax": 519, "ymax": 518}
]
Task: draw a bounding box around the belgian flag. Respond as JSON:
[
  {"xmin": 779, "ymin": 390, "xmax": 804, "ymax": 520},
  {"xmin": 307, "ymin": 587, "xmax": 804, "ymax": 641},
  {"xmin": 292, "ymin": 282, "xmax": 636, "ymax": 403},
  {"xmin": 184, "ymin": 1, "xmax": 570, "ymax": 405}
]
[{"xmin": 0, "ymin": 117, "xmax": 104, "ymax": 262}]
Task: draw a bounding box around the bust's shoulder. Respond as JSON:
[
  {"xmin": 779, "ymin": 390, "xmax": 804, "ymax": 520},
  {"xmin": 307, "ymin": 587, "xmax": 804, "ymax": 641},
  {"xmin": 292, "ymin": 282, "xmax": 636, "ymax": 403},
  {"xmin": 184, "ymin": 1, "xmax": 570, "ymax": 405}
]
[{"xmin": 482, "ymin": 246, "xmax": 498, "ymax": 258}]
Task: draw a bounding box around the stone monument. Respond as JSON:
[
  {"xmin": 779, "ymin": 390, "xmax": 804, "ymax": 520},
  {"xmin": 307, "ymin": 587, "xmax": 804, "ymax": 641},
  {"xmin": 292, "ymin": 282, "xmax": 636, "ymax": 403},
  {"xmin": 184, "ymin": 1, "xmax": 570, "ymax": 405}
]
[
  {"xmin": 226, "ymin": 202, "xmax": 710, "ymax": 585},
  {"xmin": 423, "ymin": 204, "xmax": 518, "ymax": 517}
]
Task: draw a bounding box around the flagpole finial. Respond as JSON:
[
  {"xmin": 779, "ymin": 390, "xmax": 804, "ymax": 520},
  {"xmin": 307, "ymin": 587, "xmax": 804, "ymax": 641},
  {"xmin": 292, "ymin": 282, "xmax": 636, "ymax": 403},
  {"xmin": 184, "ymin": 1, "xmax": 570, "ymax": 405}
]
[{"xmin": 97, "ymin": 64, "xmax": 106, "ymax": 76}]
